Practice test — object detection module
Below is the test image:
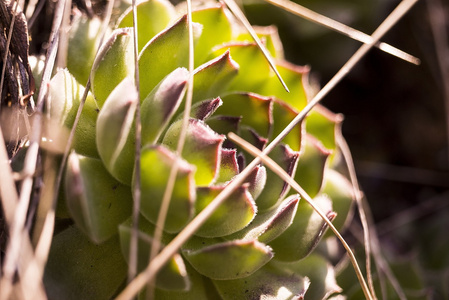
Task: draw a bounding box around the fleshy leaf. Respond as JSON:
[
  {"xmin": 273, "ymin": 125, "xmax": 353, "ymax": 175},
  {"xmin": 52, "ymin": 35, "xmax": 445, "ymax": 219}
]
[
  {"xmin": 213, "ymin": 42, "xmax": 270, "ymax": 92},
  {"xmin": 67, "ymin": 15, "xmax": 104, "ymax": 85},
  {"xmin": 294, "ymin": 135, "xmax": 331, "ymax": 198},
  {"xmin": 258, "ymin": 62, "xmax": 310, "ymax": 112},
  {"xmin": 138, "ymin": 145, "xmax": 196, "ymax": 233},
  {"xmin": 215, "ymin": 148, "xmax": 239, "ymax": 184},
  {"xmin": 271, "ymin": 98, "xmax": 304, "ymax": 152},
  {"xmin": 47, "ymin": 69, "xmax": 99, "ymax": 157},
  {"xmin": 321, "ymin": 170, "xmax": 355, "ymax": 236},
  {"xmin": 226, "ymin": 194, "xmax": 299, "ymax": 244},
  {"xmin": 192, "ymin": 4, "xmax": 232, "ymax": 65},
  {"xmin": 236, "ymin": 25, "xmax": 284, "ymax": 60},
  {"xmin": 306, "ymin": 105, "xmax": 343, "ymax": 152},
  {"xmin": 273, "ymin": 254, "xmax": 342, "ymax": 299},
  {"xmin": 213, "ymin": 261, "xmax": 310, "ymax": 300},
  {"xmin": 117, "ymin": 0, "xmax": 176, "ymax": 52},
  {"xmin": 65, "ymin": 153, "xmax": 133, "ymax": 244},
  {"xmin": 244, "ymin": 165, "xmax": 267, "ymax": 200},
  {"xmin": 141, "ymin": 68, "xmax": 189, "ymax": 145},
  {"xmin": 162, "ymin": 119, "xmax": 224, "ymax": 186},
  {"xmin": 44, "ymin": 226, "xmax": 127, "ymax": 300},
  {"xmin": 269, "ymin": 195, "xmax": 335, "ymax": 261},
  {"xmin": 238, "ymin": 126, "xmax": 268, "ymax": 163},
  {"xmin": 96, "ymin": 77, "xmax": 137, "ymax": 185},
  {"xmin": 182, "ymin": 237, "xmax": 273, "ymax": 280},
  {"xmin": 217, "ymin": 93, "xmax": 273, "ymax": 138},
  {"xmin": 91, "ymin": 28, "xmax": 134, "ymax": 108},
  {"xmin": 194, "ymin": 185, "xmax": 256, "ymax": 238},
  {"xmin": 138, "ymin": 15, "xmax": 202, "ymax": 100},
  {"xmin": 207, "ymin": 115, "xmax": 241, "ymax": 139},
  {"xmin": 192, "ymin": 51, "xmax": 239, "ymax": 103},
  {"xmin": 187, "ymin": 97, "xmax": 223, "ymax": 121},
  {"xmin": 118, "ymin": 218, "xmax": 189, "ymax": 291},
  {"xmin": 256, "ymin": 144, "xmax": 299, "ymax": 211}
]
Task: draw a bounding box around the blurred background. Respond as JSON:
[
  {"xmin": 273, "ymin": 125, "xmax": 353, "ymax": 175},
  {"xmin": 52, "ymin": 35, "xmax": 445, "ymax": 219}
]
[{"xmin": 243, "ymin": 0, "xmax": 449, "ymax": 297}]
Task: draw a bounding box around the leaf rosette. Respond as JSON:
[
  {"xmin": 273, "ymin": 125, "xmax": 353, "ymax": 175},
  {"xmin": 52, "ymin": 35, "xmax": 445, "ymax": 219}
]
[{"xmin": 42, "ymin": 1, "xmax": 356, "ymax": 299}]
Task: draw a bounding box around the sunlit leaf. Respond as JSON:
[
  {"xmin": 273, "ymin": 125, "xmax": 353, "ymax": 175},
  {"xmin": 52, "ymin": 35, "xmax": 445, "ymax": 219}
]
[
  {"xmin": 96, "ymin": 77, "xmax": 137, "ymax": 185},
  {"xmin": 141, "ymin": 68, "xmax": 189, "ymax": 145},
  {"xmin": 48, "ymin": 69, "xmax": 99, "ymax": 157},
  {"xmin": 138, "ymin": 15, "xmax": 202, "ymax": 100},
  {"xmin": 91, "ymin": 28, "xmax": 134, "ymax": 108},
  {"xmin": 183, "ymin": 237, "xmax": 273, "ymax": 280},
  {"xmin": 194, "ymin": 185, "xmax": 256, "ymax": 237},
  {"xmin": 162, "ymin": 119, "xmax": 224, "ymax": 186},
  {"xmin": 138, "ymin": 145, "xmax": 196, "ymax": 233},
  {"xmin": 117, "ymin": 0, "xmax": 176, "ymax": 52},
  {"xmin": 213, "ymin": 260, "xmax": 309, "ymax": 300}
]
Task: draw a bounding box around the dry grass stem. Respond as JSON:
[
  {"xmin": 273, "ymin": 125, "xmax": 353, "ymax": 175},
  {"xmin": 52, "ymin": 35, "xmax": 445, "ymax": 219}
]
[
  {"xmin": 263, "ymin": 0, "xmax": 420, "ymax": 65},
  {"xmin": 0, "ymin": 0, "xmax": 66, "ymax": 297},
  {"xmin": 129, "ymin": 0, "xmax": 142, "ymax": 284},
  {"xmin": 336, "ymin": 130, "xmax": 376, "ymax": 298}
]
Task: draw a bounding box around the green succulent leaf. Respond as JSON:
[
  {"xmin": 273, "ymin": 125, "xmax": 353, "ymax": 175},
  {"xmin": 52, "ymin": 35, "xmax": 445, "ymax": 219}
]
[
  {"xmin": 139, "ymin": 15, "xmax": 202, "ymax": 100},
  {"xmin": 153, "ymin": 262, "xmax": 222, "ymax": 300},
  {"xmin": 244, "ymin": 165, "xmax": 267, "ymax": 200},
  {"xmin": 206, "ymin": 115, "xmax": 241, "ymax": 140},
  {"xmin": 192, "ymin": 4, "xmax": 232, "ymax": 65},
  {"xmin": 273, "ymin": 254, "xmax": 342, "ymax": 300},
  {"xmin": 187, "ymin": 97, "xmax": 223, "ymax": 121},
  {"xmin": 214, "ymin": 42, "xmax": 270, "ymax": 92},
  {"xmin": 192, "ymin": 51, "xmax": 239, "ymax": 104},
  {"xmin": 269, "ymin": 195, "xmax": 335, "ymax": 261},
  {"xmin": 141, "ymin": 68, "xmax": 189, "ymax": 145},
  {"xmin": 238, "ymin": 127, "xmax": 268, "ymax": 159},
  {"xmin": 258, "ymin": 62, "xmax": 310, "ymax": 112},
  {"xmin": 96, "ymin": 77, "xmax": 137, "ymax": 185},
  {"xmin": 65, "ymin": 153, "xmax": 133, "ymax": 244},
  {"xmin": 213, "ymin": 260, "xmax": 310, "ymax": 300},
  {"xmin": 294, "ymin": 135, "xmax": 331, "ymax": 198},
  {"xmin": 236, "ymin": 25, "xmax": 285, "ymax": 60},
  {"xmin": 271, "ymin": 98, "xmax": 304, "ymax": 152},
  {"xmin": 182, "ymin": 237, "xmax": 274, "ymax": 280},
  {"xmin": 321, "ymin": 169, "xmax": 355, "ymax": 236},
  {"xmin": 194, "ymin": 185, "xmax": 256, "ymax": 238},
  {"xmin": 67, "ymin": 15, "xmax": 104, "ymax": 85},
  {"xmin": 162, "ymin": 119, "xmax": 225, "ymax": 186},
  {"xmin": 91, "ymin": 28, "xmax": 134, "ymax": 108},
  {"xmin": 215, "ymin": 148, "xmax": 239, "ymax": 184},
  {"xmin": 44, "ymin": 226, "xmax": 127, "ymax": 300},
  {"xmin": 47, "ymin": 69, "xmax": 99, "ymax": 157},
  {"xmin": 138, "ymin": 145, "xmax": 196, "ymax": 233},
  {"xmin": 226, "ymin": 194, "xmax": 299, "ymax": 244},
  {"xmin": 306, "ymin": 106, "xmax": 343, "ymax": 152},
  {"xmin": 256, "ymin": 144, "xmax": 299, "ymax": 211},
  {"xmin": 117, "ymin": 0, "xmax": 176, "ymax": 53},
  {"xmin": 118, "ymin": 218, "xmax": 189, "ymax": 291},
  {"xmin": 218, "ymin": 92, "xmax": 272, "ymax": 138}
]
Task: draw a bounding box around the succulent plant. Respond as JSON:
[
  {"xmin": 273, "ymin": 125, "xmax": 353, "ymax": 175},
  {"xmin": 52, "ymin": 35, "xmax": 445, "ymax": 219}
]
[{"xmin": 42, "ymin": 1, "xmax": 357, "ymax": 299}]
